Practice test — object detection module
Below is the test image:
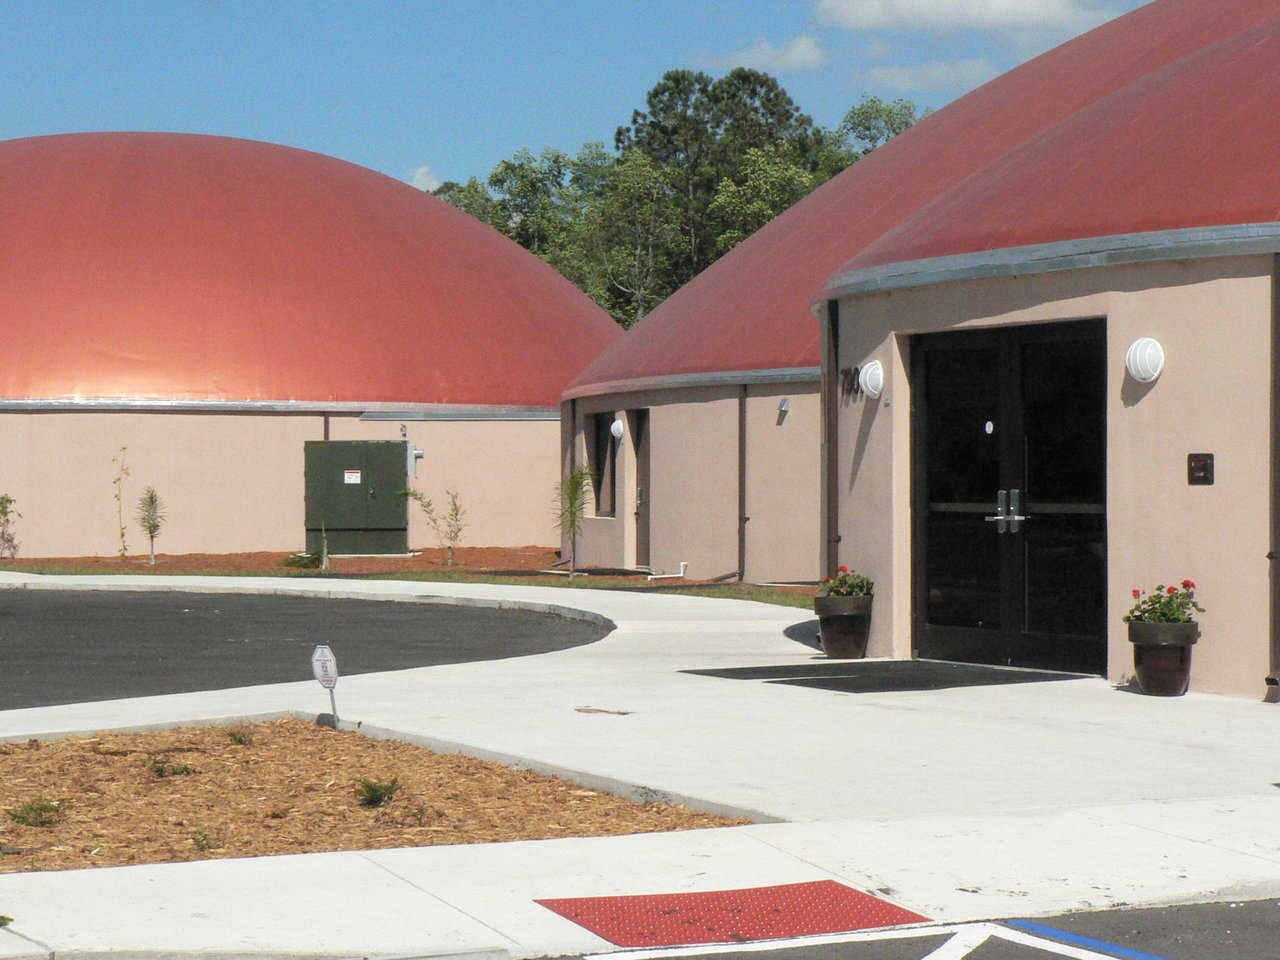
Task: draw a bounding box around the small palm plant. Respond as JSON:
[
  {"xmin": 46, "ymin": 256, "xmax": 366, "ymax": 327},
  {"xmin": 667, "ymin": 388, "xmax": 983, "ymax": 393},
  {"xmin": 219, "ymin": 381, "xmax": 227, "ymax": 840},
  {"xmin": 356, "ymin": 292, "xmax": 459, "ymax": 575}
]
[
  {"xmin": 555, "ymin": 465, "xmax": 593, "ymax": 579},
  {"xmin": 136, "ymin": 486, "xmax": 165, "ymax": 565}
]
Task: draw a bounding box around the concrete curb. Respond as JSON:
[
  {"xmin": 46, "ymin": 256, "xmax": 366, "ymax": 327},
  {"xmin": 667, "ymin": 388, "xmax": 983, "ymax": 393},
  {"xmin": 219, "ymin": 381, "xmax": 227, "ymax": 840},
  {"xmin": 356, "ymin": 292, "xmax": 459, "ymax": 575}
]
[
  {"xmin": 0, "ymin": 711, "xmax": 299, "ymax": 745},
  {"xmin": 0, "ymin": 579, "xmax": 618, "ymax": 633},
  {"xmin": 0, "ymin": 709, "xmax": 782, "ymax": 824},
  {"xmin": 330, "ymin": 716, "xmax": 784, "ymax": 824}
]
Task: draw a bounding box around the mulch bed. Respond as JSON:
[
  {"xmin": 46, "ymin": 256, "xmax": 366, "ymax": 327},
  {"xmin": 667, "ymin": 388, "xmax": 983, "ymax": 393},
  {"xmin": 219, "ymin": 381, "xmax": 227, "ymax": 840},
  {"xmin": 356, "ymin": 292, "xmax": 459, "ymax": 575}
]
[
  {"xmin": 0, "ymin": 545, "xmax": 563, "ymax": 576},
  {"xmin": 0, "ymin": 718, "xmax": 746, "ymax": 874}
]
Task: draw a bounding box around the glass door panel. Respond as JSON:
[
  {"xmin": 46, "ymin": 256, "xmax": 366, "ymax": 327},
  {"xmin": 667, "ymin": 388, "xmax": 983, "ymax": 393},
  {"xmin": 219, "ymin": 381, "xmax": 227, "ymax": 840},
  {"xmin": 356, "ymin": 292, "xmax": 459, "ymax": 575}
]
[{"xmin": 922, "ymin": 344, "xmax": 1002, "ymax": 632}]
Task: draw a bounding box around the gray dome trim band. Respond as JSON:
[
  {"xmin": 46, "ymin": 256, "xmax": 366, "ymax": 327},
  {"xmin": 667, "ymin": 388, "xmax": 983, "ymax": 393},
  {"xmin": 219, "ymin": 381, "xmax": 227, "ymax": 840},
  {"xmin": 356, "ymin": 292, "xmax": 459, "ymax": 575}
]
[
  {"xmin": 0, "ymin": 399, "xmax": 559, "ymax": 420},
  {"xmin": 562, "ymin": 366, "xmax": 821, "ymax": 401},
  {"xmin": 821, "ymin": 222, "xmax": 1280, "ymax": 300}
]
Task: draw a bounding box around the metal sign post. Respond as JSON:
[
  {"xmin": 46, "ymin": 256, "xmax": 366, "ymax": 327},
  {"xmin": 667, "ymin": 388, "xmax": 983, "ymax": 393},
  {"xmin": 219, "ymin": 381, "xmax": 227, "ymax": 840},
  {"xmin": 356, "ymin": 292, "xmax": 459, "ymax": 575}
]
[{"xmin": 311, "ymin": 644, "xmax": 339, "ymax": 726}]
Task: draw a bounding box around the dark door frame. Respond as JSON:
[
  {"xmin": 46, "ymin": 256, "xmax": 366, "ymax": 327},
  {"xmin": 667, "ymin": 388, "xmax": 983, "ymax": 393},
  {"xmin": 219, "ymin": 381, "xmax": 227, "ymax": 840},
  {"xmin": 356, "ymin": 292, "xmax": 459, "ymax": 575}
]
[
  {"xmin": 910, "ymin": 319, "xmax": 1108, "ymax": 674},
  {"xmin": 629, "ymin": 408, "xmax": 651, "ymax": 570}
]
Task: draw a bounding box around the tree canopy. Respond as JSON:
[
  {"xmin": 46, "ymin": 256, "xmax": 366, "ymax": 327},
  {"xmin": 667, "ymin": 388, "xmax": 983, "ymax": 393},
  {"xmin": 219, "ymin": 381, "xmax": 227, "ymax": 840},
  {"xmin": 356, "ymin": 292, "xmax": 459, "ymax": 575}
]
[{"xmin": 433, "ymin": 75, "xmax": 925, "ymax": 327}]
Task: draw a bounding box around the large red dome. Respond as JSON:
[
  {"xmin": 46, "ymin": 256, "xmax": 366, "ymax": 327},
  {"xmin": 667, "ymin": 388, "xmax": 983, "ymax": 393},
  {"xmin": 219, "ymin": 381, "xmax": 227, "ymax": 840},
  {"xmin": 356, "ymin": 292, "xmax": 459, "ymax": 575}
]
[
  {"xmin": 827, "ymin": 15, "xmax": 1280, "ymax": 287},
  {"xmin": 567, "ymin": 0, "xmax": 1280, "ymax": 397},
  {"xmin": 0, "ymin": 133, "xmax": 620, "ymax": 408}
]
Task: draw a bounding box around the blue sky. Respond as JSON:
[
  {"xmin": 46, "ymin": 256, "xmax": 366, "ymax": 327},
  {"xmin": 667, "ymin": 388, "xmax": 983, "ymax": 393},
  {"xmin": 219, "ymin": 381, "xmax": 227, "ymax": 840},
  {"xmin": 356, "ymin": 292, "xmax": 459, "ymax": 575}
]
[{"xmin": 1, "ymin": 1, "xmax": 1148, "ymax": 189}]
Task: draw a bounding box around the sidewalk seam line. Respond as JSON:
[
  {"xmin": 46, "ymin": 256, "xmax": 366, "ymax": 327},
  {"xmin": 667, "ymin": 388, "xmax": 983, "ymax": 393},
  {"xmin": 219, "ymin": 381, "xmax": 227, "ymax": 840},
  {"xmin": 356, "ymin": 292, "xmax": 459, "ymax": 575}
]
[
  {"xmin": 1, "ymin": 925, "xmax": 54, "ymax": 957},
  {"xmin": 356, "ymin": 851, "xmax": 524, "ymax": 948},
  {"xmin": 1081, "ymin": 813, "xmax": 1280, "ymax": 867},
  {"xmin": 737, "ymin": 829, "xmax": 926, "ymax": 915}
]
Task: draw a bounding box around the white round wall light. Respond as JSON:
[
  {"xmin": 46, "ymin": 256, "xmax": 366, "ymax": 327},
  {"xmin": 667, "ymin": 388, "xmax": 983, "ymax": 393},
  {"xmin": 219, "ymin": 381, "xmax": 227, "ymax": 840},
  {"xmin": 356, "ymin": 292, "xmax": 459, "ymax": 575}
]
[
  {"xmin": 1125, "ymin": 337, "xmax": 1165, "ymax": 383},
  {"xmin": 858, "ymin": 359, "xmax": 884, "ymax": 399},
  {"xmin": 610, "ymin": 419, "xmax": 624, "ymax": 440}
]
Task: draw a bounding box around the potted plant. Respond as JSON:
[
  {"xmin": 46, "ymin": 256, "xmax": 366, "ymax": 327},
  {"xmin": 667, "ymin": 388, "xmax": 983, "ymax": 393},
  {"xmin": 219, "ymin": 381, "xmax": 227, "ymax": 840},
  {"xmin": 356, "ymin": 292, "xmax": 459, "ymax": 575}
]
[
  {"xmin": 815, "ymin": 566, "xmax": 874, "ymax": 658},
  {"xmin": 1123, "ymin": 579, "xmax": 1204, "ymax": 696}
]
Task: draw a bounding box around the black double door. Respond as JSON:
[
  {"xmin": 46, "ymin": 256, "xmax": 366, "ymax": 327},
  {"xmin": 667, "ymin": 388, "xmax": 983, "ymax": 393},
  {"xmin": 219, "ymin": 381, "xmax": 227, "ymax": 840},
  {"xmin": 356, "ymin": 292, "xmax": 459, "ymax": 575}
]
[{"xmin": 912, "ymin": 319, "xmax": 1107, "ymax": 674}]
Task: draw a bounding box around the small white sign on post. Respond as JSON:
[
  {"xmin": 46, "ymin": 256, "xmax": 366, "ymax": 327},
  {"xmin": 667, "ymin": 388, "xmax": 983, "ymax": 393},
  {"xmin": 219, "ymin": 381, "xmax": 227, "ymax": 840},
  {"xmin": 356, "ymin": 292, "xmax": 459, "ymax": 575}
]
[{"xmin": 311, "ymin": 644, "xmax": 339, "ymax": 725}]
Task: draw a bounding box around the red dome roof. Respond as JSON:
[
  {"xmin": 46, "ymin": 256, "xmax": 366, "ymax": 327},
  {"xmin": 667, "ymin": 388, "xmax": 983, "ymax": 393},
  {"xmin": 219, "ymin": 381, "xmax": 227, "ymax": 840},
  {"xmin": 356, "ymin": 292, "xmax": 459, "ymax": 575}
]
[
  {"xmin": 0, "ymin": 133, "xmax": 620, "ymax": 407},
  {"xmin": 568, "ymin": 0, "xmax": 1280, "ymax": 397},
  {"xmin": 832, "ymin": 17, "xmax": 1280, "ymax": 281}
]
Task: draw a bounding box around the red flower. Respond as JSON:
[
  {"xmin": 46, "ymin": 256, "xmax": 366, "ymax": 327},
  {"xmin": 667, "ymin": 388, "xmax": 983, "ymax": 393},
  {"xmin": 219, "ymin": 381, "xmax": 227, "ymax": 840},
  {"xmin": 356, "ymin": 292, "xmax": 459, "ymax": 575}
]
[
  {"xmin": 838, "ymin": 565, "xmax": 848, "ymax": 573},
  {"xmin": 1132, "ymin": 589, "xmax": 1141, "ymax": 599},
  {"xmin": 1182, "ymin": 579, "xmax": 1195, "ymax": 589},
  {"xmin": 1167, "ymin": 585, "xmax": 1178, "ymax": 595}
]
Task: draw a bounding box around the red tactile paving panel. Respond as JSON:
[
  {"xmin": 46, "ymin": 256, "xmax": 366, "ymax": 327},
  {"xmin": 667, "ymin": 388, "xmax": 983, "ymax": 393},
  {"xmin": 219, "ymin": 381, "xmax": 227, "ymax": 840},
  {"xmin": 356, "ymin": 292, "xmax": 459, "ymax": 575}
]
[{"xmin": 535, "ymin": 879, "xmax": 929, "ymax": 947}]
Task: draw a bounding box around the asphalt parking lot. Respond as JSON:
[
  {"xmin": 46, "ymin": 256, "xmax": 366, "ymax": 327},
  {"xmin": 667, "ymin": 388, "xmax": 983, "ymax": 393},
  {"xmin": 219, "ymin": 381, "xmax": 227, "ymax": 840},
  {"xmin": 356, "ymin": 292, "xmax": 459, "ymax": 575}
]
[{"xmin": 0, "ymin": 589, "xmax": 607, "ymax": 710}]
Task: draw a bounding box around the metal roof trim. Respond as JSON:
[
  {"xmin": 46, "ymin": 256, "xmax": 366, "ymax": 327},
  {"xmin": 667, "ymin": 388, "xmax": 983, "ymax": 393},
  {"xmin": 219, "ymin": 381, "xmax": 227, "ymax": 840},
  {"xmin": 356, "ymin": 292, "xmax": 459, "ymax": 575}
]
[
  {"xmin": 821, "ymin": 222, "xmax": 1280, "ymax": 300},
  {"xmin": 562, "ymin": 367, "xmax": 821, "ymax": 402},
  {"xmin": 0, "ymin": 398, "xmax": 559, "ymax": 420}
]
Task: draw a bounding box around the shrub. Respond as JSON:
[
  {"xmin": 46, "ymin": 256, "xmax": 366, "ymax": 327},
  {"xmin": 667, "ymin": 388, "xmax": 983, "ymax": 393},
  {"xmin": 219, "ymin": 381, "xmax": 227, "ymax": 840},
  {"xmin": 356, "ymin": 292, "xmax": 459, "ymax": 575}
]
[
  {"xmin": 191, "ymin": 828, "xmax": 225, "ymax": 851},
  {"xmin": 7, "ymin": 797, "xmax": 62, "ymax": 827},
  {"xmin": 112, "ymin": 446, "xmax": 130, "ymax": 560},
  {"xmin": 404, "ymin": 488, "xmax": 467, "ymax": 564},
  {"xmin": 355, "ymin": 775, "xmax": 401, "ymax": 807},
  {"xmin": 0, "ymin": 493, "xmax": 20, "ymax": 558},
  {"xmin": 150, "ymin": 758, "xmax": 195, "ymax": 778}
]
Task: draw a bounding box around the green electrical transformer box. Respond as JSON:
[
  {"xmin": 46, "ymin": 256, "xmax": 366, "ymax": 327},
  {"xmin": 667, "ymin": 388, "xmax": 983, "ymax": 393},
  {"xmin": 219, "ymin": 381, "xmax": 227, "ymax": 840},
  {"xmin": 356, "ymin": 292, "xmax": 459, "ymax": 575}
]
[{"xmin": 304, "ymin": 441, "xmax": 409, "ymax": 554}]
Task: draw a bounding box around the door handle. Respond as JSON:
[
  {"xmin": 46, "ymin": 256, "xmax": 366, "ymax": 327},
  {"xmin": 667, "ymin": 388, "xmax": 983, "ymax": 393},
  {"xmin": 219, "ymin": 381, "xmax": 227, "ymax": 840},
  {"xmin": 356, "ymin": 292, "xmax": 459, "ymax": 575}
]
[
  {"xmin": 984, "ymin": 489, "xmax": 1031, "ymax": 534},
  {"xmin": 984, "ymin": 489, "xmax": 1009, "ymax": 534},
  {"xmin": 1008, "ymin": 488, "xmax": 1030, "ymax": 532}
]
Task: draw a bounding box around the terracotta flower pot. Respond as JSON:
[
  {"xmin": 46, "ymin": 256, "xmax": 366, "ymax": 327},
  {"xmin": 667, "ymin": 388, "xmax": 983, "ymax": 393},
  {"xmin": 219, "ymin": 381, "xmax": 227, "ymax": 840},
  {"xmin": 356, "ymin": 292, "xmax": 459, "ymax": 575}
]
[
  {"xmin": 814, "ymin": 594, "xmax": 872, "ymax": 659},
  {"xmin": 1128, "ymin": 620, "xmax": 1199, "ymax": 696}
]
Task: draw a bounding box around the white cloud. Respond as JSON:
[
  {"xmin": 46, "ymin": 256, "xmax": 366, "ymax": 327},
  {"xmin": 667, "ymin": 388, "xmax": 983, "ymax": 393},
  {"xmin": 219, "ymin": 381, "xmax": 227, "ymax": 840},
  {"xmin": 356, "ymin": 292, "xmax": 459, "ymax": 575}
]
[
  {"xmin": 816, "ymin": 0, "xmax": 1122, "ymax": 34},
  {"xmin": 712, "ymin": 35, "xmax": 828, "ymax": 73},
  {"xmin": 410, "ymin": 165, "xmax": 441, "ymax": 192},
  {"xmin": 860, "ymin": 56, "xmax": 1001, "ymax": 94},
  {"xmin": 857, "ymin": 36, "xmax": 898, "ymax": 62}
]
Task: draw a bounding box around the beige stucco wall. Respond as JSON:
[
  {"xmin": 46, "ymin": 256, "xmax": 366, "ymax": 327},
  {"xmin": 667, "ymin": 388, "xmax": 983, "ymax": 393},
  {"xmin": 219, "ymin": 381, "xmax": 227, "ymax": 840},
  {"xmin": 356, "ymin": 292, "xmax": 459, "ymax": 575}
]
[
  {"xmin": 566, "ymin": 381, "xmax": 820, "ymax": 582},
  {"xmin": 743, "ymin": 384, "xmax": 821, "ymax": 583},
  {"xmin": 833, "ymin": 254, "xmax": 1274, "ymax": 698},
  {"xmin": 327, "ymin": 418, "xmax": 560, "ymax": 549},
  {"xmin": 0, "ymin": 412, "xmax": 558, "ymax": 557}
]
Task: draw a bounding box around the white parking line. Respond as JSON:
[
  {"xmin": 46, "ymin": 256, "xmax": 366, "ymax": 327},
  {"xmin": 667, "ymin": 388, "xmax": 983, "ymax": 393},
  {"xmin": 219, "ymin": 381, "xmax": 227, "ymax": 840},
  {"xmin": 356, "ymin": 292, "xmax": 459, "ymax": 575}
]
[
  {"xmin": 919, "ymin": 924, "xmax": 992, "ymax": 958},
  {"xmin": 584, "ymin": 924, "xmax": 963, "ymax": 960},
  {"xmin": 585, "ymin": 920, "xmax": 1150, "ymax": 960}
]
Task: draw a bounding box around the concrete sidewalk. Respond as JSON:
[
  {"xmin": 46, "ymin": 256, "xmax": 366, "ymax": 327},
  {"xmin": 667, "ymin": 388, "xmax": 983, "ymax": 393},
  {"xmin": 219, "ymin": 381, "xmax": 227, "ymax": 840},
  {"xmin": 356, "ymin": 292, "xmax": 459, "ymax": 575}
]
[{"xmin": 2, "ymin": 573, "xmax": 1279, "ymax": 958}]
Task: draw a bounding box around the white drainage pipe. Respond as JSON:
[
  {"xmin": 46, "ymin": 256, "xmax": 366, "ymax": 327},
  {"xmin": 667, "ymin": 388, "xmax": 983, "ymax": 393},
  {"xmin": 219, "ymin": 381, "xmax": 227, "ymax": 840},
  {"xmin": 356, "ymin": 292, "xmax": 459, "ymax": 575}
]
[{"xmin": 647, "ymin": 561, "xmax": 688, "ymax": 581}]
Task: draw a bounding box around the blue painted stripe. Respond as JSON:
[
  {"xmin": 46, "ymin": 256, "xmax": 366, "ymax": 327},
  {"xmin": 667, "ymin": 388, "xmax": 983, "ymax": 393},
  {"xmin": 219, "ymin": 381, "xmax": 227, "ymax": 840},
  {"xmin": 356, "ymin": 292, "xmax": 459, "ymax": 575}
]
[{"xmin": 1005, "ymin": 919, "xmax": 1172, "ymax": 960}]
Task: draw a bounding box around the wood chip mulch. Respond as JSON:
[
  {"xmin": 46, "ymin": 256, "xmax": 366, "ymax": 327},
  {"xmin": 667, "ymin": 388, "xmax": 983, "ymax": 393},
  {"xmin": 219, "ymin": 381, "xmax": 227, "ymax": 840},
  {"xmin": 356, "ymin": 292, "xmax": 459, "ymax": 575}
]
[{"xmin": 0, "ymin": 718, "xmax": 746, "ymax": 874}]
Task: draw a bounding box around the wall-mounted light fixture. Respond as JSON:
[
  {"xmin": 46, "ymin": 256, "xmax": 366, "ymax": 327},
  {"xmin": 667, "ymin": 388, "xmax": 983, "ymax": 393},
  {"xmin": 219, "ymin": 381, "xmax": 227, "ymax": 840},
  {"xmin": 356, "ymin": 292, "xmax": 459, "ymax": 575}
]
[
  {"xmin": 777, "ymin": 398, "xmax": 790, "ymax": 413},
  {"xmin": 1125, "ymin": 337, "xmax": 1165, "ymax": 383},
  {"xmin": 858, "ymin": 359, "xmax": 884, "ymax": 399},
  {"xmin": 610, "ymin": 418, "xmax": 624, "ymax": 440}
]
